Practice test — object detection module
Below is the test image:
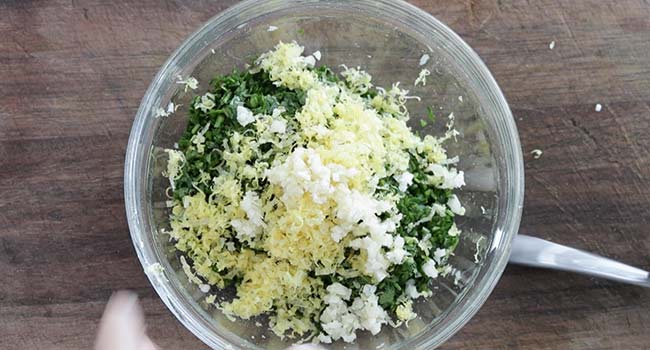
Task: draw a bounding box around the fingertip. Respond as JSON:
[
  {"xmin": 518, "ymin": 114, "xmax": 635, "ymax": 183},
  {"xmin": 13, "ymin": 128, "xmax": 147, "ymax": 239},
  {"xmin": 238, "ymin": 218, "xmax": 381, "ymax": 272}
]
[
  {"xmin": 95, "ymin": 290, "xmax": 147, "ymax": 350},
  {"xmin": 139, "ymin": 335, "xmax": 160, "ymax": 350}
]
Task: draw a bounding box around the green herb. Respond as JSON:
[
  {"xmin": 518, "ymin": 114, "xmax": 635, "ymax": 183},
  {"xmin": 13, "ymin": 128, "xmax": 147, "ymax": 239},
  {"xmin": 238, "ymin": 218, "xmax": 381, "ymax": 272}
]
[
  {"xmin": 172, "ymin": 70, "xmax": 306, "ymax": 200},
  {"xmin": 370, "ymin": 152, "xmax": 460, "ymax": 312},
  {"xmin": 314, "ymin": 66, "xmax": 340, "ymax": 84},
  {"xmin": 427, "ymin": 106, "xmax": 436, "ymax": 122}
]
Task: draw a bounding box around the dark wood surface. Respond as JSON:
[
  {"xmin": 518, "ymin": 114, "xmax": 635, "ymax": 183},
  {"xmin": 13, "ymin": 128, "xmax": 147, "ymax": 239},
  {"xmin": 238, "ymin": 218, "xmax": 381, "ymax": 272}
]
[{"xmin": 2, "ymin": 1, "xmax": 649, "ymax": 349}]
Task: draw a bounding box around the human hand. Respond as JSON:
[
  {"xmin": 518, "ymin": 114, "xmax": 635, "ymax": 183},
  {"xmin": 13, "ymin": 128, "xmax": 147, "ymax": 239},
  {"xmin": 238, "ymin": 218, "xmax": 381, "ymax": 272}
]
[{"xmin": 95, "ymin": 291, "xmax": 158, "ymax": 350}]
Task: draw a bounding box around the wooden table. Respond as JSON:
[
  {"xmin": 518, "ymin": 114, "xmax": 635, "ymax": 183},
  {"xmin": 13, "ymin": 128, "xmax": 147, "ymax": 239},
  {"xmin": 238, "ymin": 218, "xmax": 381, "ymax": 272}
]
[{"xmin": 2, "ymin": 1, "xmax": 649, "ymax": 349}]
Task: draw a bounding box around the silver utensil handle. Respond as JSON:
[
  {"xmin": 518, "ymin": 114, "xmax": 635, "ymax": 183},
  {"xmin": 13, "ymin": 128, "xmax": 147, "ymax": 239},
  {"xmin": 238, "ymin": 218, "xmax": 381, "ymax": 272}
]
[{"xmin": 509, "ymin": 235, "xmax": 650, "ymax": 288}]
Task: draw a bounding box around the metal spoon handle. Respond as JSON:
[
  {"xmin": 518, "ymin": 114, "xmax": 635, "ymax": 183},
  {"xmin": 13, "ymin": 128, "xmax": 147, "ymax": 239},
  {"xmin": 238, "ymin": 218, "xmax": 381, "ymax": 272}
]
[{"xmin": 509, "ymin": 235, "xmax": 650, "ymax": 288}]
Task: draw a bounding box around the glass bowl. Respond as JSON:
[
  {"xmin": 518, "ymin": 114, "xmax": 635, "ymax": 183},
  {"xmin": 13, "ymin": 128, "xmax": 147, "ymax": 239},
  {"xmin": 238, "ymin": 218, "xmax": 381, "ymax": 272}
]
[{"xmin": 124, "ymin": 0, "xmax": 524, "ymax": 349}]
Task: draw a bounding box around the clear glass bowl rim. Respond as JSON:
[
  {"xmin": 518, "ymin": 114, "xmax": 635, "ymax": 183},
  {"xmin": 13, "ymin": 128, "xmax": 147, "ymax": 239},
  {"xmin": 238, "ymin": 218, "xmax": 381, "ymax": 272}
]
[{"xmin": 124, "ymin": 0, "xmax": 525, "ymax": 349}]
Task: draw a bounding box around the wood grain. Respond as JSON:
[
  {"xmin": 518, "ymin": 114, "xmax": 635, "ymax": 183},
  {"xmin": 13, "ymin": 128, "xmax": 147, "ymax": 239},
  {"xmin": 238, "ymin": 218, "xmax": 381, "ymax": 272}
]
[{"xmin": 1, "ymin": 1, "xmax": 649, "ymax": 349}]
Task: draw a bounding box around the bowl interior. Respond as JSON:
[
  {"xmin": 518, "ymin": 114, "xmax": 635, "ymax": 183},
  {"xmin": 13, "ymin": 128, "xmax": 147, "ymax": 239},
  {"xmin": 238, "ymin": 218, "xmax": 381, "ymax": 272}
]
[{"xmin": 125, "ymin": 1, "xmax": 523, "ymax": 349}]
